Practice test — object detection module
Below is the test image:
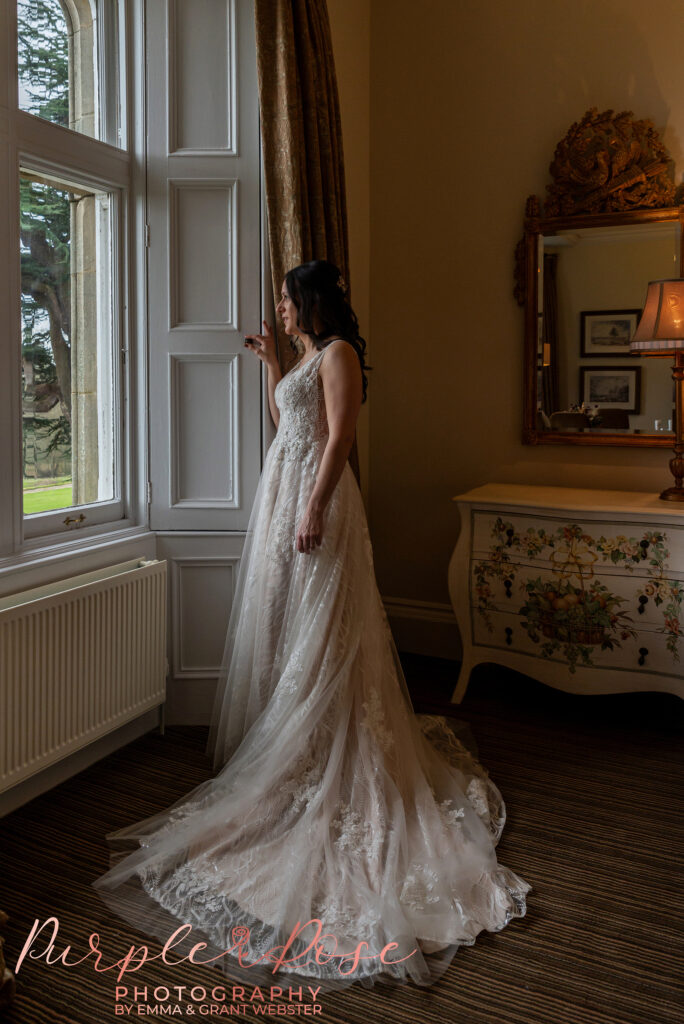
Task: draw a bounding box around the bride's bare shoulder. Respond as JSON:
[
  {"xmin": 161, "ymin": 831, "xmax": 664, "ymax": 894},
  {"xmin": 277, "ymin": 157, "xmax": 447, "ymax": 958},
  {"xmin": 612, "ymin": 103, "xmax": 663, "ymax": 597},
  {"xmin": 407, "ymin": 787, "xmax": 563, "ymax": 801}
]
[
  {"xmin": 320, "ymin": 338, "xmax": 358, "ymax": 362},
  {"xmin": 319, "ymin": 338, "xmax": 362, "ymax": 385}
]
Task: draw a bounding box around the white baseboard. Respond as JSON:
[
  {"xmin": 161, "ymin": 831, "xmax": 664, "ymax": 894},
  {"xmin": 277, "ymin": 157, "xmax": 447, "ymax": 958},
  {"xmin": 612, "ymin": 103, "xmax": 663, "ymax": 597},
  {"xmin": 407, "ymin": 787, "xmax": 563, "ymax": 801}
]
[
  {"xmin": 0, "ymin": 707, "xmax": 162, "ymax": 818},
  {"xmin": 382, "ymin": 595, "xmax": 462, "ymax": 661}
]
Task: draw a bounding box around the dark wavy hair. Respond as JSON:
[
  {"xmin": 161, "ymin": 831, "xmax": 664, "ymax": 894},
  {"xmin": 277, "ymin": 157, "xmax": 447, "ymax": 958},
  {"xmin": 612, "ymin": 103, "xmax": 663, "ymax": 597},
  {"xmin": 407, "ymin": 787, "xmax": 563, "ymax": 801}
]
[{"xmin": 284, "ymin": 259, "xmax": 372, "ymax": 403}]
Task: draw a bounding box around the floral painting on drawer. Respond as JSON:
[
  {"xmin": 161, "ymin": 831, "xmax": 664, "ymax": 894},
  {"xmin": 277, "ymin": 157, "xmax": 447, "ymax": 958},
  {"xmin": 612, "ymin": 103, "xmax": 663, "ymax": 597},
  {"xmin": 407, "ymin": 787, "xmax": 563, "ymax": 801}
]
[{"xmin": 473, "ymin": 520, "xmax": 683, "ymax": 672}]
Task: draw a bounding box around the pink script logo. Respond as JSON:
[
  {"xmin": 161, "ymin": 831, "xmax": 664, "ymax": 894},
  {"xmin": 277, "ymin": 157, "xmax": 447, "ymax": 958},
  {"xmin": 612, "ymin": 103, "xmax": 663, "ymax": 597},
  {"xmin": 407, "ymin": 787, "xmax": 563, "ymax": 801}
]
[{"xmin": 15, "ymin": 917, "xmax": 418, "ymax": 980}]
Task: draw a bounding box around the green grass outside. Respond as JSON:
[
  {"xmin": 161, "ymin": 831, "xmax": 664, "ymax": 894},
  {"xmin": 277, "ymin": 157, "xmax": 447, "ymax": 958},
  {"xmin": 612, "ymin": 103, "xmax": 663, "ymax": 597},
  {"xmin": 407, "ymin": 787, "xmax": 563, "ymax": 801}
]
[{"xmin": 23, "ymin": 485, "xmax": 73, "ymax": 514}]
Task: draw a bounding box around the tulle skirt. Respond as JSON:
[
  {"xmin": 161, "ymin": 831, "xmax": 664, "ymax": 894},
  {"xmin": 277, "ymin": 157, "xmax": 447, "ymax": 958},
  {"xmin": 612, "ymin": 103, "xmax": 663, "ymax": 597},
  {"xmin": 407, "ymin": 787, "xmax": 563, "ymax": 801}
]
[{"xmin": 92, "ymin": 440, "xmax": 530, "ymax": 993}]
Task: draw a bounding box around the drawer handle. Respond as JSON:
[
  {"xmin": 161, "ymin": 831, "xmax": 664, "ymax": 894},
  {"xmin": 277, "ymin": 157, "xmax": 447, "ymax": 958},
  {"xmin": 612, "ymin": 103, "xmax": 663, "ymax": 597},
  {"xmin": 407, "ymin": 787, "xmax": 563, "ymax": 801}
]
[
  {"xmin": 504, "ymin": 627, "xmax": 513, "ymax": 646},
  {"xmin": 638, "ymin": 647, "xmax": 649, "ymax": 666},
  {"xmin": 638, "ymin": 596, "xmax": 648, "ymax": 615}
]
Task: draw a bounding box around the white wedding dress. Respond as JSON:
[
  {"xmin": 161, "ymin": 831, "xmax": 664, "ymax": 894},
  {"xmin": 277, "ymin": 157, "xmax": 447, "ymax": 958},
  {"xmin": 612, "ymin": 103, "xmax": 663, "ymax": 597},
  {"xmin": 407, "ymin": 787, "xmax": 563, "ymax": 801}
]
[{"xmin": 92, "ymin": 339, "xmax": 530, "ymax": 992}]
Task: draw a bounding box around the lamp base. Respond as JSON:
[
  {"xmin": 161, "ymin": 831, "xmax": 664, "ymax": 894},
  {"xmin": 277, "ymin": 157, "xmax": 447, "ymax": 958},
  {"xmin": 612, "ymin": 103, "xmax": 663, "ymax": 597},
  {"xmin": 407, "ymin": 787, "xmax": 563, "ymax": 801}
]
[{"xmin": 659, "ymin": 485, "xmax": 684, "ymax": 501}]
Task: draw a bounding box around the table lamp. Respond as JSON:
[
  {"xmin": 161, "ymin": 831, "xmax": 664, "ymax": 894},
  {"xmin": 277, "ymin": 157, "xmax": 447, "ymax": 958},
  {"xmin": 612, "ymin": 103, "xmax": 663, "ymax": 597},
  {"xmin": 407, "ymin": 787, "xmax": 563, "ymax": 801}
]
[{"xmin": 631, "ymin": 279, "xmax": 684, "ymax": 502}]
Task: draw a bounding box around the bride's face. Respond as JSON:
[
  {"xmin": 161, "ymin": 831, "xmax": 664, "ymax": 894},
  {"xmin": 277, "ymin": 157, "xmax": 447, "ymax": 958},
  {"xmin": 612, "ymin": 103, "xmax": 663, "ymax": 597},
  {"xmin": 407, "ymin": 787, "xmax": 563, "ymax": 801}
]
[{"xmin": 276, "ymin": 282, "xmax": 300, "ymax": 336}]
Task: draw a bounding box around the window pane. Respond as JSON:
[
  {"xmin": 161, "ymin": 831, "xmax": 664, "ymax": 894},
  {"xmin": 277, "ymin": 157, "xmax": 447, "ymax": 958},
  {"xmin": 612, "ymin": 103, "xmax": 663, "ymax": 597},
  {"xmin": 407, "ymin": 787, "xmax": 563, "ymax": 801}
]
[
  {"xmin": 21, "ymin": 172, "xmax": 117, "ymax": 517},
  {"xmin": 17, "ymin": 0, "xmax": 123, "ymax": 146}
]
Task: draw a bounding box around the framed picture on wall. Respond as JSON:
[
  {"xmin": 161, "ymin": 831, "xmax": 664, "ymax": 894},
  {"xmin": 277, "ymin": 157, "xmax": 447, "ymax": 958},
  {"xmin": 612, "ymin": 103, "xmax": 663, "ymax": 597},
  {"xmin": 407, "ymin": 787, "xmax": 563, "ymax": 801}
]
[
  {"xmin": 580, "ymin": 309, "xmax": 641, "ymax": 357},
  {"xmin": 579, "ymin": 366, "xmax": 641, "ymax": 413}
]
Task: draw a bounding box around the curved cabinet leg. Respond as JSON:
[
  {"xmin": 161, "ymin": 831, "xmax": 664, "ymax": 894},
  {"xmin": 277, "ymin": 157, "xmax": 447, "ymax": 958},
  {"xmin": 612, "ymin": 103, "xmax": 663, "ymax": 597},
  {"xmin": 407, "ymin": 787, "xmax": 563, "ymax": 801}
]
[
  {"xmin": 448, "ymin": 503, "xmax": 473, "ymax": 705},
  {"xmin": 451, "ymin": 658, "xmax": 474, "ymax": 703}
]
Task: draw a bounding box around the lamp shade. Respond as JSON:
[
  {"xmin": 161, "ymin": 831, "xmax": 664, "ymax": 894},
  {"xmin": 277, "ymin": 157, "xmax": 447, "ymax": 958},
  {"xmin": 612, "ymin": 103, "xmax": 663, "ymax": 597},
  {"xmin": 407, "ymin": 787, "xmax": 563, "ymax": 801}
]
[{"xmin": 631, "ymin": 279, "xmax": 684, "ymax": 354}]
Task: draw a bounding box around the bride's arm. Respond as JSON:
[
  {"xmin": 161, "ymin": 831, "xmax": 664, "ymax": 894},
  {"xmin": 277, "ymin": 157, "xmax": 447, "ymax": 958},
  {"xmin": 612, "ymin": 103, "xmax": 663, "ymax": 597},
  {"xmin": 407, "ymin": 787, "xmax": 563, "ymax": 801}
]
[
  {"xmin": 307, "ymin": 344, "xmax": 362, "ymax": 515},
  {"xmin": 266, "ymin": 361, "xmax": 283, "ymax": 429},
  {"xmin": 244, "ymin": 324, "xmax": 281, "ymax": 428}
]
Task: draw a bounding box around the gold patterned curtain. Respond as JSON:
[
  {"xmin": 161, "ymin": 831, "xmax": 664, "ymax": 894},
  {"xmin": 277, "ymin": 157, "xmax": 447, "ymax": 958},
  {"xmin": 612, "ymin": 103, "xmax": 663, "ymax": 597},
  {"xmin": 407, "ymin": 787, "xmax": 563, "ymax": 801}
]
[{"xmin": 254, "ymin": 0, "xmax": 360, "ymax": 485}]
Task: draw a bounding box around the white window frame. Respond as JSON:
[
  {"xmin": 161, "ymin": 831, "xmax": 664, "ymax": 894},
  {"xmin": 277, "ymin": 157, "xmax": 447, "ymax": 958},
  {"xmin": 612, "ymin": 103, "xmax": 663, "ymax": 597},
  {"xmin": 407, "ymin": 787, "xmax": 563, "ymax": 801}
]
[
  {"xmin": 0, "ymin": 0, "xmax": 148, "ymax": 564},
  {"xmin": 19, "ymin": 156, "xmax": 126, "ymax": 538}
]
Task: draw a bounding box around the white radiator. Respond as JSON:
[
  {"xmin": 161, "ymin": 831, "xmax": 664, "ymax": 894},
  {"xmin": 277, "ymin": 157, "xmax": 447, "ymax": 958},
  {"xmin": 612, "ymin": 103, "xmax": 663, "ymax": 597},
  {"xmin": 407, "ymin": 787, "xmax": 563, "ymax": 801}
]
[{"xmin": 0, "ymin": 558, "xmax": 167, "ymax": 793}]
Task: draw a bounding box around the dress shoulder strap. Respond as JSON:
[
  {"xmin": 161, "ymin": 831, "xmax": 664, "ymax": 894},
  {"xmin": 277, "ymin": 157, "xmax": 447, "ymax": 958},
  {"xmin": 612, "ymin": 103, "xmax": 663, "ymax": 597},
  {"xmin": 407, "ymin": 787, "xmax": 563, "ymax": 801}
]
[
  {"xmin": 297, "ymin": 338, "xmax": 353, "ymax": 373},
  {"xmin": 318, "ymin": 338, "xmax": 356, "ymax": 359}
]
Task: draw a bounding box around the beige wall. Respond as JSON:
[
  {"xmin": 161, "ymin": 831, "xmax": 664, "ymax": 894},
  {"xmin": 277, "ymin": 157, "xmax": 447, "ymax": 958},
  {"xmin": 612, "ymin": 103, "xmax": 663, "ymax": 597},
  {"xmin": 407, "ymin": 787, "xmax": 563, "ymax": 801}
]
[{"xmin": 330, "ymin": 0, "xmax": 684, "ymax": 610}]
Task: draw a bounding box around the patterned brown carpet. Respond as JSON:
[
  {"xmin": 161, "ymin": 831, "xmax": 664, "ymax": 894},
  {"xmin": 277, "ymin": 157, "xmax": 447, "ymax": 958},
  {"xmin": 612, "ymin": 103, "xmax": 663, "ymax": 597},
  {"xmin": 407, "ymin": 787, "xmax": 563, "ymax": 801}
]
[{"xmin": 1, "ymin": 657, "xmax": 682, "ymax": 1024}]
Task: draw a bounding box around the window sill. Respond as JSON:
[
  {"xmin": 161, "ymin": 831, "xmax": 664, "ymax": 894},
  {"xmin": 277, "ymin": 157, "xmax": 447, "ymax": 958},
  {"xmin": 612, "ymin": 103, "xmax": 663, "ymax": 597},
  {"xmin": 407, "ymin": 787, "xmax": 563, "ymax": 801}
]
[{"xmin": 0, "ymin": 521, "xmax": 156, "ymax": 592}]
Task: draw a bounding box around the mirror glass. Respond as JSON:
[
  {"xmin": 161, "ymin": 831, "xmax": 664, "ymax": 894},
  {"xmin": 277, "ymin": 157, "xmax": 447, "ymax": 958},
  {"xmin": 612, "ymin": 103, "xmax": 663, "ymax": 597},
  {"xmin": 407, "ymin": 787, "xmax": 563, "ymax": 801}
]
[{"xmin": 535, "ymin": 220, "xmax": 679, "ymax": 435}]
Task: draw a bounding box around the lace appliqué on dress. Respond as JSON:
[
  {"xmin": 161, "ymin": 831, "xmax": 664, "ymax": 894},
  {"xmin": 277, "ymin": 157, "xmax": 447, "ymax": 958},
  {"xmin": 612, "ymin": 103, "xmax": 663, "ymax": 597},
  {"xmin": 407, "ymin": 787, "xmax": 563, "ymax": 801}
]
[
  {"xmin": 465, "ymin": 777, "xmax": 506, "ymax": 842},
  {"xmin": 360, "ymin": 686, "xmax": 394, "ymax": 753},
  {"xmin": 400, "ymin": 863, "xmax": 441, "ymax": 913},
  {"xmin": 277, "ymin": 647, "xmax": 307, "ymax": 696},
  {"xmin": 331, "ymin": 802, "xmax": 383, "ymax": 860},
  {"xmin": 466, "ymin": 778, "xmax": 491, "ymax": 818},
  {"xmin": 266, "ymin": 502, "xmax": 299, "ymax": 563},
  {"xmin": 311, "ymin": 890, "xmax": 382, "ymax": 947},
  {"xmin": 281, "ymin": 751, "xmax": 325, "ymax": 813},
  {"xmin": 437, "ymin": 798, "xmax": 466, "ymax": 828}
]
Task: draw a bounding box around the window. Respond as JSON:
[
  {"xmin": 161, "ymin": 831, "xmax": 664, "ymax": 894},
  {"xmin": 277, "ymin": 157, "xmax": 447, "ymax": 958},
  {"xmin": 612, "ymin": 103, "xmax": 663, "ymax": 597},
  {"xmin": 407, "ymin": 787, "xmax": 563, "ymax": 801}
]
[
  {"xmin": 20, "ymin": 170, "xmax": 117, "ymax": 519},
  {"xmin": 17, "ymin": 0, "xmax": 124, "ymax": 146},
  {"xmin": 1, "ymin": 0, "xmax": 134, "ymax": 548},
  {"xmin": 17, "ymin": 0, "xmax": 70, "ymax": 129}
]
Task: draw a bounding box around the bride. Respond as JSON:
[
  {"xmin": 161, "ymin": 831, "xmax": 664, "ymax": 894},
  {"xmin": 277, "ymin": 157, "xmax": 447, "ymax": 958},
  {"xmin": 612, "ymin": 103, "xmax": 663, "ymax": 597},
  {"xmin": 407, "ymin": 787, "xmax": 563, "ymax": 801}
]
[{"xmin": 92, "ymin": 260, "xmax": 530, "ymax": 993}]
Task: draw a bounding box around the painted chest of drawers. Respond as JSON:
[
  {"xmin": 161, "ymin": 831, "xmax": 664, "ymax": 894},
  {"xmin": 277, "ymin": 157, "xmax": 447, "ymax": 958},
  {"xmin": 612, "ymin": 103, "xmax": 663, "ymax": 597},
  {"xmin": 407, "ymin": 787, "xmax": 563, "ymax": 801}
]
[{"xmin": 448, "ymin": 484, "xmax": 684, "ymax": 702}]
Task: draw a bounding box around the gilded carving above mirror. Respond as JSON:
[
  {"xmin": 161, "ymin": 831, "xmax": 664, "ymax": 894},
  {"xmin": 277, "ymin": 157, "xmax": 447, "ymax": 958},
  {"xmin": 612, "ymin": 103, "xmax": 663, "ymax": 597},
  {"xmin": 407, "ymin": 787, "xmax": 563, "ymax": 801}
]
[{"xmin": 516, "ymin": 108, "xmax": 684, "ymax": 447}]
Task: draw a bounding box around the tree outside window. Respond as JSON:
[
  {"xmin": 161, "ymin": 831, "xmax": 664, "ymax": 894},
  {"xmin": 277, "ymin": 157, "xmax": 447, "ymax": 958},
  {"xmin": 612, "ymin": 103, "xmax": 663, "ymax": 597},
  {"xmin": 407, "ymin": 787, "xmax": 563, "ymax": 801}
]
[{"xmin": 18, "ymin": 0, "xmax": 117, "ymax": 517}]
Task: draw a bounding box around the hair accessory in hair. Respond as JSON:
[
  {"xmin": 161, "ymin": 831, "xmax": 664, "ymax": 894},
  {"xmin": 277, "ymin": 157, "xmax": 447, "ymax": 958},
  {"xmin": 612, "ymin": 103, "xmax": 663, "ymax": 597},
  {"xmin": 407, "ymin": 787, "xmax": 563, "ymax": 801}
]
[{"xmin": 337, "ymin": 274, "xmax": 348, "ymax": 294}]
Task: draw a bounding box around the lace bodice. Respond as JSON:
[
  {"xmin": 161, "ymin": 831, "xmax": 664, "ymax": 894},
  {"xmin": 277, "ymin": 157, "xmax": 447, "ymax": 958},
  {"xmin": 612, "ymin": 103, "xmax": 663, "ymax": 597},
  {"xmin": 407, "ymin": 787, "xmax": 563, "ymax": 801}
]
[{"xmin": 271, "ymin": 342, "xmax": 342, "ymax": 466}]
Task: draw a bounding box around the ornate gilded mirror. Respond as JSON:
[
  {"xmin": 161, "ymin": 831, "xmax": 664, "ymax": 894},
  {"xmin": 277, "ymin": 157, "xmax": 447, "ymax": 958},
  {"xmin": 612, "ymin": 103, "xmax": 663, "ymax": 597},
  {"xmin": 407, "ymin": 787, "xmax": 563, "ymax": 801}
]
[{"xmin": 516, "ymin": 108, "xmax": 684, "ymax": 447}]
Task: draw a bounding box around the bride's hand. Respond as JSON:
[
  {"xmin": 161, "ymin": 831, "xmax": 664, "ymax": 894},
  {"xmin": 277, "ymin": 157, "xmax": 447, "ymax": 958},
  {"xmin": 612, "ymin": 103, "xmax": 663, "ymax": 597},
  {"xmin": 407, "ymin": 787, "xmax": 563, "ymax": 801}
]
[
  {"xmin": 296, "ymin": 507, "xmax": 323, "ymax": 554},
  {"xmin": 244, "ymin": 321, "xmax": 278, "ymax": 367}
]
